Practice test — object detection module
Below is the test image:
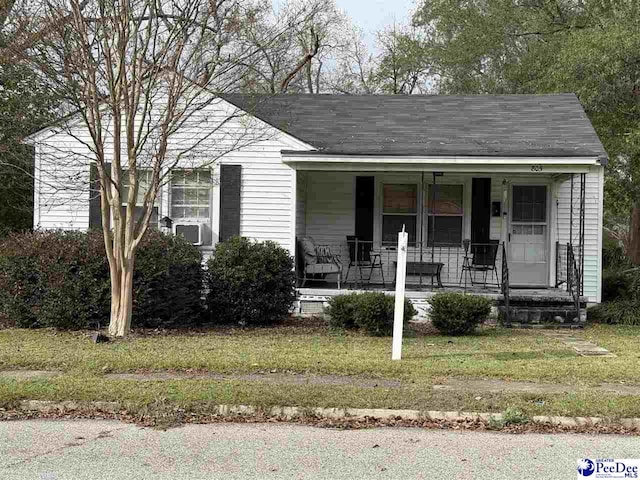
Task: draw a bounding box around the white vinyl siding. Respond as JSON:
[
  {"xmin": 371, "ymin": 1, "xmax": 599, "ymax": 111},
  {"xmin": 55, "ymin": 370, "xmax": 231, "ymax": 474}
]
[
  {"xmin": 216, "ymin": 143, "xmax": 297, "ymax": 253},
  {"xmin": 35, "ymin": 130, "xmax": 93, "ymax": 230},
  {"xmin": 304, "ymin": 171, "xmax": 355, "ymax": 249}
]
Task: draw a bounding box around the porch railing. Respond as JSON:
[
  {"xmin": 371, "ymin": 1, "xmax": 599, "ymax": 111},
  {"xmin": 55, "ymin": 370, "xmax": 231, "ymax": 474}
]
[
  {"xmin": 555, "ymin": 241, "xmax": 566, "ymax": 288},
  {"xmin": 567, "ymin": 243, "xmax": 582, "ymax": 322},
  {"xmin": 556, "ymin": 242, "xmax": 582, "ymax": 290},
  {"xmin": 501, "ymin": 242, "xmax": 510, "ymax": 324},
  {"xmin": 300, "ymin": 238, "xmax": 511, "ymax": 292}
]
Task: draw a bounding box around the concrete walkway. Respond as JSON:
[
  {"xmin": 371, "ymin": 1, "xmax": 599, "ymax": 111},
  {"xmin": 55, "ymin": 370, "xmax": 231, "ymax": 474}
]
[
  {"xmin": 0, "ymin": 420, "xmax": 638, "ymax": 480},
  {"xmin": 543, "ymin": 331, "xmax": 614, "ymax": 356}
]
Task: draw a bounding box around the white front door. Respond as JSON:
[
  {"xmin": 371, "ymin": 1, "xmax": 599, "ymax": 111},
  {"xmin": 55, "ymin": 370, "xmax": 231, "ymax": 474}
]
[{"xmin": 509, "ymin": 185, "xmax": 548, "ymax": 286}]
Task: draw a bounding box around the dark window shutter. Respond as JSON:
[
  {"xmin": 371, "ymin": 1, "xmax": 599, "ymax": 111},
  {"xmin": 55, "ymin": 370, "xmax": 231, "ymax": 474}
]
[
  {"xmin": 355, "ymin": 176, "xmax": 375, "ymax": 259},
  {"xmin": 219, "ymin": 164, "xmax": 241, "ymax": 242},
  {"xmin": 89, "ymin": 162, "xmax": 111, "ymax": 229},
  {"xmin": 471, "ymin": 177, "xmax": 491, "ymax": 244}
]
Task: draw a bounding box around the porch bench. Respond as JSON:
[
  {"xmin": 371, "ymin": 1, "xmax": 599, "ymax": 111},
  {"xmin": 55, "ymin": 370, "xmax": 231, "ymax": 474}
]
[{"xmin": 393, "ymin": 261, "xmax": 444, "ymax": 288}]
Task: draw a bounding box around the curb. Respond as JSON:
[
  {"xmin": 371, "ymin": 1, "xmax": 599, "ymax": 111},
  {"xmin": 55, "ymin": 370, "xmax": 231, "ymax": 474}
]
[{"xmin": 14, "ymin": 401, "xmax": 640, "ymax": 429}]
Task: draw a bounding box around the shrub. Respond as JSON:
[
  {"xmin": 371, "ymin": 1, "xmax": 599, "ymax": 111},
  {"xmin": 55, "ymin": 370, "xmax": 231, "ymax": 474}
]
[
  {"xmin": 602, "ymin": 270, "xmax": 632, "ymax": 303},
  {"xmin": 325, "ymin": 292, "xmax": 416, "ymax": 336},
  {"xmin": 0, "ymin": 230, "xmax": 109, "ymax": 329},
  {"xmin": 587, "ymin": 299, "xmax": 640, "ymax": 325},
  {"xmin": 206, "ymin": 237, "xmax": 296, "ymax": 326},
  {"xmin": 325, "ymin": 293, "xmax": 359, "ymax": 329},
  {"xmin": 133, "ymin": 230, "xmax": 204, "ymax": 328},
  {"xmin": 0, "ymin": 230, "xmax": 204, "ymax": 330},
  {"xmin": 488, "ymin": 407, "xmax": 530, "ymax": 429},
  {"xmin": 602, "ymin": 236, "xmax": 630, "ymax": 271},
  {"xmin": 429, "ymin": 292, "xmax": 492, "ymax": 335}
]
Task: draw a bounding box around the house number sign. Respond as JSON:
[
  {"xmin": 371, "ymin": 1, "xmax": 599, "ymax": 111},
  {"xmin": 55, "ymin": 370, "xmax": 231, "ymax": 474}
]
[{"xmin": 531, "ymin": 164, "xmax": 543, "ymax": 172}]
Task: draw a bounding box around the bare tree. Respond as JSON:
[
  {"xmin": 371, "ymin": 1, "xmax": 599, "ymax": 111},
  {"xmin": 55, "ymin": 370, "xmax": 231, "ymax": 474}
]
[
  {"xmin": 10, "ymin": 0, "xmax": 282, "ymax": 336},
  {"xmin": 239, "ymin": 0, "xmax": 349, "ymax": 94},
  {"xmin": 329, "ymin": 27, "xmax": 379, "ymax": 94},
  {"xmin": 328, "ymin": 23, "xmax": 435, "ymax": 95}
]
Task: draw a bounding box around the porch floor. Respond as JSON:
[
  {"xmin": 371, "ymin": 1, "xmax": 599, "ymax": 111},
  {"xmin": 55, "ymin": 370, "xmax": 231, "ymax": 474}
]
[{"xmin": 297, "ymin": 281, "xmax": 572, "ymax": 302}]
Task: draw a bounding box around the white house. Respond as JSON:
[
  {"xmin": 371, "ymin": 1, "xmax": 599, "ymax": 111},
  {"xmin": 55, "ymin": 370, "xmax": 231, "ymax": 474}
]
[{"xmin": 26, "ymin": 93, "xmax": 607, "ymax": 322}]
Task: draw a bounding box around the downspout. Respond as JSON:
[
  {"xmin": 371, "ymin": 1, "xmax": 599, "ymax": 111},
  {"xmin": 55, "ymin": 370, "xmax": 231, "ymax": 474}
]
[{"xmin": 419, "ymin": 171, "xmax": 424, "ymax": 287}]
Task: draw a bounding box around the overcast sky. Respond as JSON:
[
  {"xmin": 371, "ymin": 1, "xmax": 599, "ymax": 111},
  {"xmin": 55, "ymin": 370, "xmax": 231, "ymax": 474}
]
[{"xmin": 335, "ymin": 0, "xmax": 417, "ymax": 50}]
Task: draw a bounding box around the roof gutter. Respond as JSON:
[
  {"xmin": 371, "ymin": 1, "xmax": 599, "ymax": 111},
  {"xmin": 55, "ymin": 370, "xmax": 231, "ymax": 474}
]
[
  {"xmin": 281, "ymin": 151, "xmax": 603, "ymax": 163},
  {"xmin": 281, "ymin": 151, "xmax": 603, "ymax": 173}
]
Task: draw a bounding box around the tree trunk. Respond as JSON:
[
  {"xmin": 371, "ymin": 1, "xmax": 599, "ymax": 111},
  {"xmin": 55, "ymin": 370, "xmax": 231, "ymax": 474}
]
[
  {"xmin": 108, "ymin": 257, "xmax": 135, "ymax": 337},
  {"xmin": 629, "ymin": 204, "xmax": 640, "ymax": 265}
]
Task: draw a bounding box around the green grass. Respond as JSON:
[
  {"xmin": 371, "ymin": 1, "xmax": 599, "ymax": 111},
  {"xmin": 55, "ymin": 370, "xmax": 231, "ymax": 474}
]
[{"xmin": 1, "ymin": 323, "xmax": 639, "ymax": 420}]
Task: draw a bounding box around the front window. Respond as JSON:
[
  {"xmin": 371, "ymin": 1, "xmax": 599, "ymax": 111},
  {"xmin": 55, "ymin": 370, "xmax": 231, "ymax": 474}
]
[
  {"xmin": 170, "ymin": 169, "xmax": 211, "ymax": 223},
  {"xmin": 426, "ymin": 184, "xmax": 463, "ymax": 245},
  {"xmin": 382, "ymin": 184, "xmax": 417, "ymax": 244}
]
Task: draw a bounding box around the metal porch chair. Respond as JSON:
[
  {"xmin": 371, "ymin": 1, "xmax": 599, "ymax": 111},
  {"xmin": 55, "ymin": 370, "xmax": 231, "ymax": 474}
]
[
  {"xmin": 460, "ymin": 239, "xmax": 500, "ymax": 288},
  {"xmin": 345, "ymin": 235, "xmax": 385, "ymax": 287}
]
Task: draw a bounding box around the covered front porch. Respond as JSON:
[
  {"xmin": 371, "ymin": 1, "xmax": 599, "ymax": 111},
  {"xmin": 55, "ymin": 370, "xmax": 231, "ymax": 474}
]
[{"xmin": 293, "ymin": 167, "xmax": 587, "ymax": 299}]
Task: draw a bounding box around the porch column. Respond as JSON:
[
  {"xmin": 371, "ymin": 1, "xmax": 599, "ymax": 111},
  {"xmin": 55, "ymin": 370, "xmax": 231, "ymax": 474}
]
[
  {"xmin": 500, "ymin": 178, "xmax": 509, "ymax": 246},
  {"xmin": 290, "ymin": 168, "xmax": 297, "ymax": 258}
]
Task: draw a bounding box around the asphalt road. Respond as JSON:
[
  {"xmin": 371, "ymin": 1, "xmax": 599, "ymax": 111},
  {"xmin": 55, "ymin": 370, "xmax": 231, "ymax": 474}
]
[{"xmin": 0, "ymin": 420, "xmax": 638, "ymax": 479}]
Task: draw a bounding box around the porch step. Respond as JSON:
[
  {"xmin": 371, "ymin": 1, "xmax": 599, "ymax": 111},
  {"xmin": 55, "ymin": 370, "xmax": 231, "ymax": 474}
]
[{"xmin": 498, "ymin": 294, "xmax": 587, "ymax": 327}]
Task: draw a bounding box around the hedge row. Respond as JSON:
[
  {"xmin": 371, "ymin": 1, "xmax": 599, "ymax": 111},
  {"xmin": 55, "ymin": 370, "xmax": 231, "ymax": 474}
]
[
  {"xmin": 0, "ymin": 230, "xmax": 204, "ymax": 329},
  {"xmin": 0, "ymin": 231, "xmax": 298, "ymax": 330}
]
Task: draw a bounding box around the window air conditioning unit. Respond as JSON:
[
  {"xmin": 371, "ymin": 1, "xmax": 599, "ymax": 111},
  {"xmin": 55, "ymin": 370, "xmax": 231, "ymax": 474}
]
[{"xmin": 174, "ymin": 223, "xmax": 203, "ymax": 246}]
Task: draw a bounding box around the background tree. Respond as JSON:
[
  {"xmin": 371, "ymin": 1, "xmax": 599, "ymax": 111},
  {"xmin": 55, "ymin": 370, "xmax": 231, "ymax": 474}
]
[
  {"xmin": 239, "ymin": 0, "xmax": 349, "ymax": 94},
  {"xmin": 0, "ymin": 63, "xmax": 57, "ymax": 232},
  {"xmin": 329, "ymin": 27, "xmax": 379, "ymax": 94},
  {"xmin": 375, "ymin": 23, "xmax": 432, "ymax": 94},
  {"xmin": 0, "ymin": 0, "xmax": 59, "ymax": 232},
  {"xmin": 330, "ymin": 22, "xmax": 434, "ymax": 95},
  {"xmin": 414, "ymin": 0, "xmax": 640, "ymax": 260}
]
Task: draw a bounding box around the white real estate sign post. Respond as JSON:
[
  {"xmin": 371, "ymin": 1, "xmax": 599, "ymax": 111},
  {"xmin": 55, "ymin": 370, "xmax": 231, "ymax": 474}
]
[{"xmin": 392, "ymin": 228, "xmax": 408, "ymax": 360}]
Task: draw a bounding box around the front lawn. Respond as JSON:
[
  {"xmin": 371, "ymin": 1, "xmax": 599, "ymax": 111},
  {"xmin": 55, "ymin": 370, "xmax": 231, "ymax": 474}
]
[{"xmin": 1, "ymin": 323, "xmax": 639, "ymax": 420}]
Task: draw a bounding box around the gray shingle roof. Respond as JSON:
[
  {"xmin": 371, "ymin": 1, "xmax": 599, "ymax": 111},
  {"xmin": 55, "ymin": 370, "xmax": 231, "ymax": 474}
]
[{"xmin": 222, "ymin": 93, "xmax": 607, "ymax": 159}]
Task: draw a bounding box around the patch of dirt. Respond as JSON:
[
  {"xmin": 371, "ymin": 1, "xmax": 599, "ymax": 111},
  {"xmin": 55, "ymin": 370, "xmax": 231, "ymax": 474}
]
[
  {"xmin": 432, "ymin": 378, "xmax": 640, "ymax": 396},
  {"xmin": 599, "ymin": 383, "xmax": 640, "ymax": 396},
  {"xmin": 104, "ymin": 371, "xmax": 402, "ymax": 388},
  {"xmin": 0, "ymin": 370, "xmax": 61, "ymax": 380},
  {"xmin": 122, "ymin": 317, "xmax": 331, "ymax": 339}
]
